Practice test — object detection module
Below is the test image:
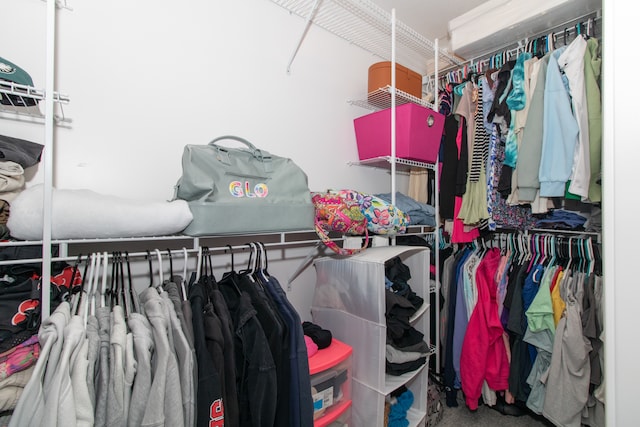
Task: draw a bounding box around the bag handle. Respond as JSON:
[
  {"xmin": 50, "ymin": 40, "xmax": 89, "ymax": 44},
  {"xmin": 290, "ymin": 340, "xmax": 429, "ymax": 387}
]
[
  {"xmin": 209, "ymin": 135, "xmax": 258, "ymax": 151},
  {"xmin": 314, "ymin": 218, "xmax": 369, "ymax": 256},
  {"xmin": 208, "ymin": 135, "xmax": 273, "ymax": 171}
]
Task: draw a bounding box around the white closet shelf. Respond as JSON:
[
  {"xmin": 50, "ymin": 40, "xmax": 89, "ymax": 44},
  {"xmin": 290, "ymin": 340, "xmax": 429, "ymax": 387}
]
[
  {"xmin": 0, "ymin": 80, "xmax": 70, "ymax": 123},
  {"xmin": 384, "ymin": 342, "xmax": 436, "ymax": 395},
  {"xmin": 270, "ymin": 0, "xmax": 461, "ymax": 75},
  {"xmin": 383, "ymin": 363, "xmax": 427, "ymax": 395},
  {"xmin": 406, "ymin": 407, "xmax": 427, "ymax": 427},
  {"xmin": 349, "ymin": 156, "xmax": 436, "ymax": 172},
  {"xmin": 349, "ymin": 86, "xmax": 435, "ymax": 112},
  {"xmin": 409, "ymin": 302, "xmax": 430, "ymax": 325}
]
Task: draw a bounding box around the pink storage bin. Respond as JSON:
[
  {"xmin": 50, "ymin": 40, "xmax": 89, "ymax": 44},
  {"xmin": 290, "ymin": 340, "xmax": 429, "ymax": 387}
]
[{"xmin": 353, "ymin": 103, "xmax": 445, "ymax": 163}]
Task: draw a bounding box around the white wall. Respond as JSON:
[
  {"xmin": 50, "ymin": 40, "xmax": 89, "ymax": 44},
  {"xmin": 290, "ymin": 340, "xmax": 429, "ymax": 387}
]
[
  {"xmin": 4, "ymin": 0, "xmax": 405, "ymax": 199},
  {"xmin": 2, "ymin": 0, "xmax": 418, "ymax": 320},
  {"xmin": 602, "ymin": 0, "xmax": 639, "ymax": 425}
]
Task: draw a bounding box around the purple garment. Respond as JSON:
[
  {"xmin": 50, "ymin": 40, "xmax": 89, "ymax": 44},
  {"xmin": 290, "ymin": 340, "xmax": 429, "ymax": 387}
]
[{"xmin": 487, "ymin": 125, "xmax": 536, "ymax": 230}]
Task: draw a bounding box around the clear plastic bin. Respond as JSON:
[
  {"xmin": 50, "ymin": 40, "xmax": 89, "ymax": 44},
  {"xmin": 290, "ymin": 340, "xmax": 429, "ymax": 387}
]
[{"xmin": 309, "ymin": 338, "xmax": 353, "ymax": 422}]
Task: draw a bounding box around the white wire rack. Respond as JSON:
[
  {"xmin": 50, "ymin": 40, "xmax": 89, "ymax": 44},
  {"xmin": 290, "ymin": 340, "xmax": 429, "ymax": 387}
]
[
  {"xmin": 348, "ymin": 156, "xmax": 436, "ymax": 172},
  {"xmin": 349, "ymin": 85, "xmax": 435, "ymax": 111},
  {"xmin": 0, "ymin": 80, "xmax": 71, "ymax": 123},
  {"xmin": 271, "ymin": 0, "xmax": 461, "ymax": 75}
]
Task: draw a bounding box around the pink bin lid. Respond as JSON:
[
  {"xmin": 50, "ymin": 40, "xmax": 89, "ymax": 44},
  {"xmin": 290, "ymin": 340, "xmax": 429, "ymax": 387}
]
[{"xmin": 308, "ymin": 338, "xmax": 352, "ymax": 375}]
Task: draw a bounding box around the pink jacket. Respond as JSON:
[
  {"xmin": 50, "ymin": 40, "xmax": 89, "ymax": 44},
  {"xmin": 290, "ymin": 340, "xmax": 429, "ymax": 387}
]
[{"xmin": 460, "ymin": 247, "xmax": 510, "ymax": 410}]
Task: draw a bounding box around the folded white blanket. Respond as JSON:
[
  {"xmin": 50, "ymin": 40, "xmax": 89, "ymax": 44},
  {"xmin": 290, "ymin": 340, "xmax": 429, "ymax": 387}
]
[{"xmin": 7, "ymin": 184, "xmax": 194, "ymax": 240}]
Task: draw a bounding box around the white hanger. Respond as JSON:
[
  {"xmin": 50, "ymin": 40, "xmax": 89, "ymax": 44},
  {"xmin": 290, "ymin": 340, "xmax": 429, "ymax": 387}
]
[
  {"xmin": 155, "ymin": 248, "xmax": 164, "ymax": 290},
  {"xmin": 82, "ymin": 253, "xmax": 98, "ymax": 327},
  {"xmin": 90, "ymin": 252, "xmax": 102, "ymax": 317},
  {"xmin": 586, "ymin": 238, "xmax": 595, "ymax": 276}
]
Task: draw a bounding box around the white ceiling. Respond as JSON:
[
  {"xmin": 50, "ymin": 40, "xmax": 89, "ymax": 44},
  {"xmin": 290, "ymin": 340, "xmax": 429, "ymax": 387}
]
[
  {"xmin": 369, "ymin": 0, "xmax": 602, "ymax": 60},
  {"xmin": 369, "ymin": 0, "xmax": 489, "ymax": 50}
]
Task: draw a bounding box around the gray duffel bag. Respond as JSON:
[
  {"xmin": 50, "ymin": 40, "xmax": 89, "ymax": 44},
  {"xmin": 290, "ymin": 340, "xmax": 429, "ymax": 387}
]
[{"xmin": 174, "ymin": 135, "xmax": 314, "ymax": 236}]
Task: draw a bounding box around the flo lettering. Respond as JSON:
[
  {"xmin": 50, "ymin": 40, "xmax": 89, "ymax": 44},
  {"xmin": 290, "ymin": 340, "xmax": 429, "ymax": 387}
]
[{"xmin": 229, "ymin": 181, "xmax": 269, "ymax": 198}]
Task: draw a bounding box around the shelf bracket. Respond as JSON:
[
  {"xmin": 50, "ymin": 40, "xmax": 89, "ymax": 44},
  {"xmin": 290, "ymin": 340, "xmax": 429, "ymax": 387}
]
[{"xmin": 286, "ymin": 0, "xmax": 323, "ymax": 74}]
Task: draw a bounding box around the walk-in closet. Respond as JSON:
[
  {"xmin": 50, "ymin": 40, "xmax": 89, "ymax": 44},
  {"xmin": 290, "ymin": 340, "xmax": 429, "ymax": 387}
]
[{"xmin": 0, "ymin": 0, "xmax": 634, "ymax": 426}]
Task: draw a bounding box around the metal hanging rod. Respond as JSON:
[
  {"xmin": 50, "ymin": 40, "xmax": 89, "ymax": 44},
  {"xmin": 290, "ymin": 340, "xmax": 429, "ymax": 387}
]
[
  {"xmin": 0, "ymin": 235, "xmax": 336, "ymax": 267},
  {"xmin": 433, "ymin": 9, "xmax": 601, "ymax": 83}
]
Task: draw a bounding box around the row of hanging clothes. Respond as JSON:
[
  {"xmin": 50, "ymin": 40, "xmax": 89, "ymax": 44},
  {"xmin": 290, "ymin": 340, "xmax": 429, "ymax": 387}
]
[
  {"xmin": 433, "ymin": 15, "xmax": 602, "ymax": 245},
  {"xmin": 439, "ymin": 231, "xmax": 604, "ymax": 427},
  {"xmin": 6, "ymin": 242, "xmax": 314, "ymax": 427}
]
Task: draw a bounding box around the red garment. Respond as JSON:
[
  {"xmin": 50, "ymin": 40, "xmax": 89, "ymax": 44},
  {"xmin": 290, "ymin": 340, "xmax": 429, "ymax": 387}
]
[{"xmin": 460, "ymin": 248, "xmax": 510, "ymax": 410}]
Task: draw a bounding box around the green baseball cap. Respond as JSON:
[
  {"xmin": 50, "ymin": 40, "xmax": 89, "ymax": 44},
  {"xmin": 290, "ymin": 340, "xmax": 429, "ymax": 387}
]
[{"xmin": 0, "ymin": 57, "xmax": 34, "ymax": 86}]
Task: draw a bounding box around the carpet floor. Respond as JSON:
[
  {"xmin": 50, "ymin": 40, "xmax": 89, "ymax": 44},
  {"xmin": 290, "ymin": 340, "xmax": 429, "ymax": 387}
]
[{"xmin": 436, "ymin": 393, "xmax": 554, "ymax": 427}]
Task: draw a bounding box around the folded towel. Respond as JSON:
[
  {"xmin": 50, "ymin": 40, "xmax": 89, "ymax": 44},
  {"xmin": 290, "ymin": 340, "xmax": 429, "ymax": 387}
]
[
  {"xmin": 8, "ymin": 184, "xmax": 194, "ymax": 240},
  {"xmin": 0, "ymin": 161, "xmax": 25, "ymax": 193}
]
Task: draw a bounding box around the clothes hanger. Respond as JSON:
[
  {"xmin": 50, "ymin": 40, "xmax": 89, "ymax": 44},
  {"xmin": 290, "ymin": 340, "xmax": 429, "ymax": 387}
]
[
  {"xmin": 538, "ymin": 235, "xmax": 546, "ymax": 264},
  {"xmin": 227, "ymin": 244, "xmax": 235, "ymax": 273},
  {"xmin": 588, "ymin": 17, "xmax": 596, "ymax": 38},
  {"xmin": 196, "ymin": 245, "xmax": 203, "ymax": 282},
  {"xmin": 548, "ymin": 235, "xmax": 557, "ymax": 267},
  {"xmin": 578, "ymin": 238, "xmax": 587, "ymax": 274},
  {"xmin": 566, "ymin": 237, "xmax": 574, "ymax": 272},
  {"xmin": 180, "ymin": 247, "xmax": 189, "ymax": 301},
  {"xmin": 200, "ymin": 246, "xmax": 210, "ymax": 278},
  {"xmin": 110, "ymin": 251, "xmax": 119, "ymax": 308},
  {"xmin": 116, "ymin": 251, "xmax": 132, "ymax": 320},
  {"xmin": 86, "ymin": 253, "xmax": 103, "ymax": 326},
  {"xmin": 257, "ymin": 242, "xmax": 271, "ymax": 280},
  {"xmin": 146, "ymin": 250, "xmax": 154, "ymax": 288},
  {"xmin": 68, "ymin": 254, "xmax": 83, "ymax": 305},
  {"xmin": 100, "ymin": 251, "xmax": 110, "ymax": 309},
  {"xmin": 216, "ymin": 245, "xmax": 243, "ymax": 296},
  {"xmin": 239, "ymin": 243, "xmax": 255, "ymax": 276},
  {"xmin": 167, "ymin": 248, "xmax": 174, "ymax": 281},
  {"xmin": 155, "ymin": 248, "xmax": 165, "ymax": 291},
  {"xmin": 585, "ymin": 238, "xmax": 595, "ymax": 276},
  {"xmin": 252, "ymin": 242, "xmax": 271, "ymax": 288},
  {"xmin": 116, "ymin": 252, "xmax": 126, "ymax": 308},
  {"xmin": 249, "ymin": 242, "xmax": 266, "ymax": 283},
  {"xmin": 79, "ymin": 253, "xmax": 96, "ymax": 326},
  {"xmin": 526, "ymin": 234, "xmax": 538, "ymax": 272},
  {"xmin": 73, "ymin": 253, "xmax": 92, "ymax": 316},
  {"xmin": 125, "ymin": 251, "xmax": 139, "ymax": 313}
]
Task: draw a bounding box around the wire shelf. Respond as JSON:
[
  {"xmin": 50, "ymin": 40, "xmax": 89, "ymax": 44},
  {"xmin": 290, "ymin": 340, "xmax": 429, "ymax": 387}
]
[
  {"xmin": 270, "ymin": 0, "xmax": 461, "ymax": 75},
  {"xmin": 0, "ymin": 81, "xmax": 71, "ymax": 123},
  {"xmin": 349, "ymin": 156, "xmax": 436, "ymax": 172},
  {"xmin": 349, "ymin": 86, "xmax": 435, "ymax": 111}
]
